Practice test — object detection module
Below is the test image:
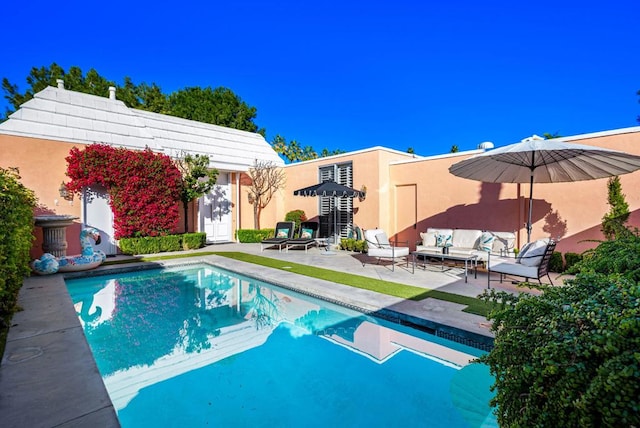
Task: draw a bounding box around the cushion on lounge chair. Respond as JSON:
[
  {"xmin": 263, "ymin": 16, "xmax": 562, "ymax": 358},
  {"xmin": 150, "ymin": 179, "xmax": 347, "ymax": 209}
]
[
  {"xmin": 276, "ymin": 228, "xmax": 290, "ymax": 238},
  {"xmin": 375, "ymin": 232, "xmax": 392, "ymax": 248},
  {"xmin": 519, "ymin": 239, "xmax": 549, "ymax": 266}
]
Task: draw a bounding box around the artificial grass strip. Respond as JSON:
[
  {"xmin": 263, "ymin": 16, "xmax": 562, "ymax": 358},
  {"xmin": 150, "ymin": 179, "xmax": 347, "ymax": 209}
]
[
  {"xmin": 103, "ymin": 251, "xmax": 489, "ymax": 316},
  {"xmin": 211, "ymin": 252, "xmax": 490, "ymax": 316}
]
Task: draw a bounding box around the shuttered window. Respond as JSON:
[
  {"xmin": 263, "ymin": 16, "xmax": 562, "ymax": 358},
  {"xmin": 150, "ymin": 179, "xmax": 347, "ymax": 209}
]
[{"xmin": 319, "ymin": 162, "xmax": 354, "ymax": 241}]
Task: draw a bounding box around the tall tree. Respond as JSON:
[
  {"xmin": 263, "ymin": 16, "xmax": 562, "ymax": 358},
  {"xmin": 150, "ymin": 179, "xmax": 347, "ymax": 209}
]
[
  {"xmin": 601, "ymin": 176, "xmax": 630, "ymax": 240},
  {"xmin": 1, "ymin": 63, "xmax": 168, "ymax": 118},
  {"xmin": 167, "ymin": 86, "xmax": 265, "ymax": 135},
  {"xmin": 2, "ymin": 64, "xmax": 265, "ymax": 136},
  {"xmin": 271, "ymin": 134, "xmax": 345, "ymax": 163},
  {"xmin": 450, "ymin": 145, "xmax": 459, "ymax": 153},
  {"xmin": 174, "ymin": 152, "xmax": 219, "ymax": 232},
  {"xmin": 246, "ymin": 160, "xmax": 286, "ymax": 229}
]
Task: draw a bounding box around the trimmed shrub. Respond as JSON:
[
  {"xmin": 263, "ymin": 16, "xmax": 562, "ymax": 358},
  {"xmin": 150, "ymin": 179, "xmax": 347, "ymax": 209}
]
[
  {"xmin": 549, "ymin": 251, "xmax": 564, "ymax": 272},
  {"xmin": 119, "ymin": 233, "xmax": 206, "ymax": 255},
  {"xmin": 284, "ymin": 210, "xmax": 307, "ymax": 233},
  {"xmin": 340, "ymin": 238, "xmax": 367, "ymax": 253},
  {"xmin": 564, "ymin": 252, "xmax": 583, "ymax": 272},
  {"xmin": 237, "ymin": 229, "xmax": 273, "ymax": 243},
  {"xmin": 0, "ymin": 167, "xmax": 36, "ymax": 332},
  {"xmin": 159, "ymin": 235, "xmax": 182, "ymax": 252},
  {"xmin": 182, "ymin": 233, "xmax": 206, "ymax": 250}
]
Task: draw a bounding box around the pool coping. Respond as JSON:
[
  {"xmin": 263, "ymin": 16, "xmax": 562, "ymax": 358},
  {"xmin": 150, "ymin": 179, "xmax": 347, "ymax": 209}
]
[{"xmin": 0, "ymin": 255, "xmax": 493, "ymax": 427}]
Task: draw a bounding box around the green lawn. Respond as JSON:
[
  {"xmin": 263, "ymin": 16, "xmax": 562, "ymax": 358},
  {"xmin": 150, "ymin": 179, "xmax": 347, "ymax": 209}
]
[{"xmin": 104, "ymin": 251, "xmax": 491, "ymax": 316}]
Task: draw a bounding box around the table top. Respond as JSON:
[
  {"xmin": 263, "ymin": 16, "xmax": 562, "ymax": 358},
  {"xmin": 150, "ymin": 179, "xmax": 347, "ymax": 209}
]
[{"xmin": 412, "ymin": 250, "xmax": 478, "ymax": 262}]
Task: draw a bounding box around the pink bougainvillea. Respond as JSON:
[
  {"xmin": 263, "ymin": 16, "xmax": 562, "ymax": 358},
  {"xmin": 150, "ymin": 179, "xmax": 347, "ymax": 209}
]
[{"xmin": 65, "ymin": 144, "xmax": 182, "ymax": 239}]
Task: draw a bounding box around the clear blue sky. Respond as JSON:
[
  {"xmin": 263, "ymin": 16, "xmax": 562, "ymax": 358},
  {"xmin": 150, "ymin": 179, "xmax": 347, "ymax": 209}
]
[{"xmin": 2, "ymin": 0, "xmax": 639, "ymax": 156}]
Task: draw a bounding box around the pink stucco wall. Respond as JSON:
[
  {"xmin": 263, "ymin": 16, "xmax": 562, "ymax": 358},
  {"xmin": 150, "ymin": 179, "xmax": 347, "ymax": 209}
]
[
  {"xmin": 4, "ymin": 127, "xmax": 640, "ymax": 259},
  {"xmin": 0, "ymin": 135, "xmax": 86, "ymax": 257},
  {"xmin": 271, "ymin": 129, "xmax": 640, "ymax": 255}
]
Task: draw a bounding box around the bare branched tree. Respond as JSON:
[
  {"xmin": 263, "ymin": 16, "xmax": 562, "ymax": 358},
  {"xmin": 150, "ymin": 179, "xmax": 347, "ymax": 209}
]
[{"xmin": 247, "ymin": 160, "xmax": 286, "ymax": 229}]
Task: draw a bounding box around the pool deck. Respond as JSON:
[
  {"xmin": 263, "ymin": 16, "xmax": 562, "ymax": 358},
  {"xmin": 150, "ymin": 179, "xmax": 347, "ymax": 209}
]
[{"xmin": 0, "ymin": 243, "xmax": 561, "ymax": 427}]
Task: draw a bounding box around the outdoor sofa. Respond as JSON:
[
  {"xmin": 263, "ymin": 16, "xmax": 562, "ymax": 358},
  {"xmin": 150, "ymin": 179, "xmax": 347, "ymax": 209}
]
[{"xmin": 416, "ymin": 228, "xmax": 517, "ymax": 262}]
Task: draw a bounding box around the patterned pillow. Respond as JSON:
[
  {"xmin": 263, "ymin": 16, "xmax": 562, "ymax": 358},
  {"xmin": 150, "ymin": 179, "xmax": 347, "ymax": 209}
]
[
  {"xmin": 435, "ymin": 233, "xmax": 452, "ymax": 248},
  {"xmin": 516, "ymin": 242, "xmax": 533, "ymax": 263},
  {"xmin": 301, "ymin": 228, "xmax": 313, "ymax": 239},
  {"xmin": 520, "ymin": 239, "xmax": 549, "ymax": 267},
  {"xmin": 476, "ymin": 232, "xmax": 495, "ymax": 252},
  {"xmin": 276, "ymin": 228, "xmax": 289, "ymax": 238}
]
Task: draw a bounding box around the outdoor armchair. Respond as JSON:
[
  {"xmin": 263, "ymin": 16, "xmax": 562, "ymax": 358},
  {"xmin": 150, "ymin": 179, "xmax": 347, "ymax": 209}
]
[
  {"xmin": 487, "ymin": 238, "xmax": 556, "ymax": 288},
  {"xmin": 363, "ymin": 229, "xmax": 412, "ymax": 272}
]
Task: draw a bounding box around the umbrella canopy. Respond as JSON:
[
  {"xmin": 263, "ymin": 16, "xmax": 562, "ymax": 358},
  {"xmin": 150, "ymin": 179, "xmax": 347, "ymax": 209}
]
[
  {"xmin": 449, "ymin": 135, "xmax": 640, "ymax": 242},
  {"xmin": 293, "ymin": 180, "xmax": 364, "ymax": 198},
  {"xmin": 293, "ymin": 181, "xmax": 364, "ymax": 245}
]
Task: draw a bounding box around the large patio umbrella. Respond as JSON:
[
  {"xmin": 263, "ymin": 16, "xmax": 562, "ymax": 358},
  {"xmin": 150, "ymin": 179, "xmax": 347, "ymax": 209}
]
[
  {"xmin": 293, "ymin": 181, "xmax": 364, "ymax": 245},
  {"xmin": 449, "ymin": 135, "xmax": 640, "ymax": 242}
]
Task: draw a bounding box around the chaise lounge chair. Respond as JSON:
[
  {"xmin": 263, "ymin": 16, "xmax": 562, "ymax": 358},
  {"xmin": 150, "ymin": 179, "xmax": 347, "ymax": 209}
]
[
  {"xmin": 261, "ymin": 221, "xmax": 296, "ymax": 252},
  {"xmin": 487, "ymin": 238, "xmax": 556, "ymax": 288},
  {"xmin": 363, "ymin": 229, "xmax": 412, "ymax": 272},
  {"xmin": 285, "ymin": 221, "xmax": 320, "ymax": 253}
]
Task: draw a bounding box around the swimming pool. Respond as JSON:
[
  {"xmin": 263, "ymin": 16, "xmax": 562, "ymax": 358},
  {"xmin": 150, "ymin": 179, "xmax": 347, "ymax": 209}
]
[{"xmin": 66, "ymin": 263, "xmax": 497, "ymax": 427}]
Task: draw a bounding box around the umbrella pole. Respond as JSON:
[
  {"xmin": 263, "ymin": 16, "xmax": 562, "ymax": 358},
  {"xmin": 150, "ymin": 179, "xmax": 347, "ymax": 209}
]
[{"xmin": 527, "ymin": 172, "xmax": 534, "ymax": 243}]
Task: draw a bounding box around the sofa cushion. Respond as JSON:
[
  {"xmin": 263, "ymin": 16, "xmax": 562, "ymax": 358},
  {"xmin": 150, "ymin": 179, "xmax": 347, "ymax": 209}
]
[
  {"xmin": 519, "ymin": 239, "xmax": 549, "ymax": 267},
  {"xmin": 489, "ymin": 257, "xmax": 539, "ymax": 278},
  {"xmin": 452, "ymin": 229, "xmax": 482, "ymax": 249},
  {"xmin": 491, "ymin": 231, "xmax": 516, "ymax": 255},
  {"xmin": 375, "ymin": 232, "xmax": 392, "ymax": 248},
  {"xmin": 476, "ymin": 231, "xmax": 495, "ymax": 252}
]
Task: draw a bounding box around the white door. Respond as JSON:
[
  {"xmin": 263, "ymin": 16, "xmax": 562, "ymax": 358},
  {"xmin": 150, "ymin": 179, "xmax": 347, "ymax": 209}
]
[
  {"xmin": 199, "ymin": 173, "xmax": 232, "ymax": 243},
  {"xmin": 82, "ymin": 185, "xmax": 118, "ymax": 255}
]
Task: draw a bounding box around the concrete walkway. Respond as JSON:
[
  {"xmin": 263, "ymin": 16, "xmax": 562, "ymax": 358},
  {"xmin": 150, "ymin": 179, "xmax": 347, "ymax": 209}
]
[{"xmin": 0, "ymin": 243, "xmax": 560, "ymax": 427}]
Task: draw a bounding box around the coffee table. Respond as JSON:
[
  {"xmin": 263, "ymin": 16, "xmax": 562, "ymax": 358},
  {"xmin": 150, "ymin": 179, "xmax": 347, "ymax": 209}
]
[{"xmin": 412, "ymin": 250, "xmax": 478, "ymax": 283}]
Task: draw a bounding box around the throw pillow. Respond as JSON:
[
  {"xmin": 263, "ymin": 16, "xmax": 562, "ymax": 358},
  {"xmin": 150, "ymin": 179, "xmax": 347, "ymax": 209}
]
[
  {"xmin": 520, "ymin": 239, "xmax": 549, "ymax": 267},
  {"xmin": 435, "ymin": 233, "xmax": 452, "ymax": 248},
  {"xmin": 516, "ymin": 242, "xmax": 533, "ymax": 263},
  {"xmin": 301, "ymin": 228, "xmax": 313, "ymax": 239},
  {"xmin": 476, "ymin": 231, "xmax": 495, "ymax": 252},
  {"xmin": 276, "ymin": 228, "xmax": 289, "ymax": 238},
  {"xmin": 375, "ymin": 232, "xmax": 391, "ymax": 248}
]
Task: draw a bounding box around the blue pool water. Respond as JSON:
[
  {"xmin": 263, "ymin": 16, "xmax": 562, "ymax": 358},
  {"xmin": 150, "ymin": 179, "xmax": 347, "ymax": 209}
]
[{"xmin": 66, "ymin": 263, "xmax": 496, "ymax": 427}]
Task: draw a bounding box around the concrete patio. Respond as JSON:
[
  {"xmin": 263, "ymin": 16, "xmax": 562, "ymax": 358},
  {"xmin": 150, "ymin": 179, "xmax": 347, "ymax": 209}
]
[{"xmin": 0, "ymin": 243, "xmax": 562, "ymax": 427}]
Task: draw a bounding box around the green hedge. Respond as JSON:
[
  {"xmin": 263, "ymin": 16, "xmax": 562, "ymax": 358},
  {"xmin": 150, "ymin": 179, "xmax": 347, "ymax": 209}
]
[
  {"xmin": 339, "ymin": 238, "xmax": 367, "ymax": 253},
  {"xmin": 549, "ymin": 251, "xmax": 564, "ymax": 272},
  {"xmin": 0, "ymin": 168, "xmax": 36, "ymax": 339},
  {"xmin": 237, "ymin": 229, "xmax": 274, "ymax": 243},
  {"xmin": 119, "ymin": 232, "xmax": 206, "ymax": 255}
]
